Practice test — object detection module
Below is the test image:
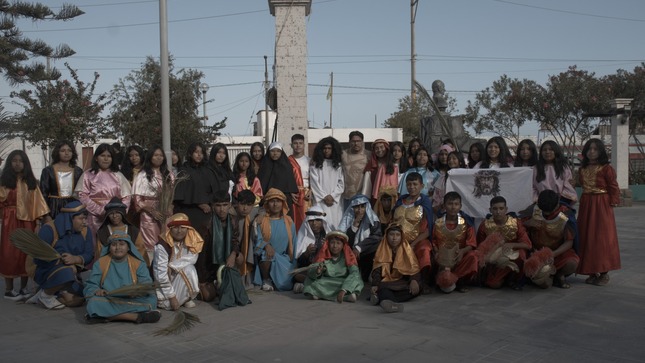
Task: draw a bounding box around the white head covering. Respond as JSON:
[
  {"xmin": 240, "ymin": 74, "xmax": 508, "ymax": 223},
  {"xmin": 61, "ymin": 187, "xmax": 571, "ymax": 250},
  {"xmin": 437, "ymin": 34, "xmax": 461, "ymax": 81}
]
[
  {"xmin": 295, "ymin": 205, "xmax": 331, "ymax": 258},
  {"xmin": 269, "ymin": 142, "xmax": 283, "ymax": 151}
]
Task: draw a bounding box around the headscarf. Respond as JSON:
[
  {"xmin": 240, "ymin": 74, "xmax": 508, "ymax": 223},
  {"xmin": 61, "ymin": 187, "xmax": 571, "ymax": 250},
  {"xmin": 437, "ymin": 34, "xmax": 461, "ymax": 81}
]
[
  {"xmin": 438, "ymin": 144, "xmax": 455, "ymax": 155},
  {"xmin": 364, "ymin": 139, "xmax": 390, "ymax": 173},
  {"xmin": 295, "ymin": 205, "xmax": 331, "ymax": 258},
  {"xmin": 374, "ymin": 186, "xmax": 398, "ymax": 225},
  {"xmin": 337, "ymin": 194, "xmax": 380, "ymax": 239},
  {"xmin": 100, "ymin": 197, "xmax": 128, "ymax": 227},
  {"xmin": 256, "ymin": 142, "xmax": 298, "ymax": 195},
  {"xmin": 162, "ymin": 213, "xmax": 204, "ymax": 254},
  {"xmin": 313, "ymin": 230, "xmax": 357, "ymax": 267},
  {"xmin": 53, "ymin": 200, "xmax": 88, "ymax": 237},
  {"xmin": 100, "ymin": 232, "xmax": 145, "ymax": 262},
  {"xmin": 260, "ymin": 188, "xmax": 294, "ymax": 259},
  {"xmin": 372, "ymin": 224, "xmax": 419, "ymax": 282}
]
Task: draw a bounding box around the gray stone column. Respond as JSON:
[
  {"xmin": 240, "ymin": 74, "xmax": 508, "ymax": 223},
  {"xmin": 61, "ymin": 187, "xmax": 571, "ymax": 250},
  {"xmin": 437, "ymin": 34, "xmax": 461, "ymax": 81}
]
[
  {"xmin": 610, "ymin": 98, "xmax": 632, "ymax": 190},
  {"xmin": 268, "ymin": 0, "xmax": 311, "ymax": 154}
]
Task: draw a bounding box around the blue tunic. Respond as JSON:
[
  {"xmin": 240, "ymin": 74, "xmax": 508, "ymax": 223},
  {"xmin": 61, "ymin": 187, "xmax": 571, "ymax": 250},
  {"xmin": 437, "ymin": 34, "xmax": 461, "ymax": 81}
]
[
  {"xmin": 253, "ymin": 218, "xmax": 297, "ymax": 291},
  {"xmin": 84, "ymin": 239, "xmax": 156, "ymax": 318}
]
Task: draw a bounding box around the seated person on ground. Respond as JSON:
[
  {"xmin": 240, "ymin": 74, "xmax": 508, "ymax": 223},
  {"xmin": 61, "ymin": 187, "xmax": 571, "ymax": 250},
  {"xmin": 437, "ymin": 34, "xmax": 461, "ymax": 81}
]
[
  {"xmin": 431, "ymin": 192, "xmax": 479, "ymax": 293},
  {"xmin": 522, "ymin": 189, "xmax": 579, "ymax": 289},
  {"xmin": 370, "ymin": 224, "xmax": 421, "ymax": 313},
  {"xmin": 303, "ymin": 230, "xmax": 364, "ymax": 303},
  {"xmin": 293, "ymin": 206, "xmax": 330, "ymax": 293},
  {"xmin": 253, "ymin": 188, "xmax": 297, "ymax": 291},
  {"xmin": 84, "ymin": 232, "xmax": 160, "ymax": 324},
  {"xmin": 374, "ymin": 186, "xmax": 398, "ymax": 235},
  {"xmin": 233, "ymin": 189, "xmax": 260, "ymax": 288},
  {"xmin": 337, "ymin": 194, "xmax": 382, "ymax": 281},
  {"xmin": 31, "ymin": 201, "xmax": 94, "ymax": 309},
  {"xmin": 476, "ymin": 196, "xmax": 531, "ymax": 290},
  {"xmin": 96, "ymin": 197, "xmax": 147, "ymax": 266},
  {"xmin": 154, "ymin": 213, "xmax": 203, "ymax": 310}
]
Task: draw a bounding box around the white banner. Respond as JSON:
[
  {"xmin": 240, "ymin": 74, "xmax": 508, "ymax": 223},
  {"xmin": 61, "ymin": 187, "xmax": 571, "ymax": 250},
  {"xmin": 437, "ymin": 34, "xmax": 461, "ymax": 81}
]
[{"xmin": 445, "ymin": 167, "xmax": 534, "ymax": 218}]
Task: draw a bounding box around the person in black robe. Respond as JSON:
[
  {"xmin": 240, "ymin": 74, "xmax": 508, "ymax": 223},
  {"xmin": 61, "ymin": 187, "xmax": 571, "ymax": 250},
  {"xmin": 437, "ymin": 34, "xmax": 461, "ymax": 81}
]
[{"xmin": 256, "ymin": 142, "xmax": 299, "ymax": 218}]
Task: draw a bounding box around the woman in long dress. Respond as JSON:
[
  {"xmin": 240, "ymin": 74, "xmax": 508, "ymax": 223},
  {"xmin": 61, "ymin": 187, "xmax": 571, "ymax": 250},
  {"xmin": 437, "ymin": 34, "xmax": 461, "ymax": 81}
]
[{"xmin": 39, "ymin": 140, "xmax": 84, "ymax": 220}]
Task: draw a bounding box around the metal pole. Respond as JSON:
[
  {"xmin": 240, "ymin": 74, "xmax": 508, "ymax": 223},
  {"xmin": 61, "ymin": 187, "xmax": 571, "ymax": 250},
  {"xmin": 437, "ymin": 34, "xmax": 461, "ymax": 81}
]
[
  {"xmin": 329, "ymin": 72, "xmax": 333, "ymax": 128},
  {"xmin": 264, "ymin": 56, "xmax": 270, "ymax": 146},
  {"xmin": 202, "ymin": 90, "xmax": 207, "ymax": 128},
  {"xmin": 159, "ymin": 0, "xmax": 171, "ymax": 168},
  {"xmin": 411, "ymin": 0, "xmax": 418, "ymax": 105}
]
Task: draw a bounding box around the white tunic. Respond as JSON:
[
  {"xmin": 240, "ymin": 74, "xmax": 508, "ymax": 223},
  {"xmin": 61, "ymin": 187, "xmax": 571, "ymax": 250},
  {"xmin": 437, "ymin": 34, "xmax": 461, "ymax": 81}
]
[
  {"xmin": 153, "ymin": 241, "xmax": 199, "ymax": 309},
  {"xmin": 309, "ymin": 159, "xmax": 345, "ymax": 229}
]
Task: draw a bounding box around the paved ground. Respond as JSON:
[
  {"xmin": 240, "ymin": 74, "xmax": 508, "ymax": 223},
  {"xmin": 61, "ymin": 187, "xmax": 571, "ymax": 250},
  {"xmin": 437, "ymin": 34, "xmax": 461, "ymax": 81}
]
[{"xmin": 2, "ymin": 203, "xmax": 644, "ymax": 363}]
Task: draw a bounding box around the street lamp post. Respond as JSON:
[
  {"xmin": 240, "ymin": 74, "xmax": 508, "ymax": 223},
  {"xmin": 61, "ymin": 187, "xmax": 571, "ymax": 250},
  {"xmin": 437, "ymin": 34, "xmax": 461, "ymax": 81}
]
[{"xmin": 199, "ymin": 82, "xmax": 209, "ymax": 129}]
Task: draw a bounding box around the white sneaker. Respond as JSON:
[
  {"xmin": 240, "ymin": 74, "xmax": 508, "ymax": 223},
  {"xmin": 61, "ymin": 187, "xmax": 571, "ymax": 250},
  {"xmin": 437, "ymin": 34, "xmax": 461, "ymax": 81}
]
[
  {"xmin": 39, "ymin": 292, "xmax": 65, "ymax": 310},
  {"xmin": 292, "ymin": 282, "xmax": 304, "ymax": 294},
  {"xmin": 183, "ymin": 300, "xmax": 196, "ymax": 308},
  {"xmin": 19, "ymin": 288, "xmax": 34, "ymax": 299},
  {"xmin": 261, "ymin": 279, "xmax": 274, "ymax": 291},
  {"xmin": 25, "ymin": 289, "xmax": 42, "ymax": 304}
]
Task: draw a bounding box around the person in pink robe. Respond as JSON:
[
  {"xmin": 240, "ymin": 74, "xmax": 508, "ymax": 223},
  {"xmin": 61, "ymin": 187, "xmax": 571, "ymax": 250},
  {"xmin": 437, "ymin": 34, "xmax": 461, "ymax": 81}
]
[{"xmin": 533, "ymin": 141, "xmax": 577, "ymax": 204}]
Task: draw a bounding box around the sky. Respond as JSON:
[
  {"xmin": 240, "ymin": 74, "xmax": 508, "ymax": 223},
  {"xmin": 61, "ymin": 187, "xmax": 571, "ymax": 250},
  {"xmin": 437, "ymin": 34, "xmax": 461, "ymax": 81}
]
[{"xmin": 2, "ymin": 0, "xmax": 645, "ymax": 141}]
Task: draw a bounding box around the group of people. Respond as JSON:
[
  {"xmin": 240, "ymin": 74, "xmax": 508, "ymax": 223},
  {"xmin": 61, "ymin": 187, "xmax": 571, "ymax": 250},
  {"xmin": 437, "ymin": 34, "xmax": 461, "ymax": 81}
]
[{"xmin": 0, "ymin": 131, "xmax": 620, "ymax": 318}]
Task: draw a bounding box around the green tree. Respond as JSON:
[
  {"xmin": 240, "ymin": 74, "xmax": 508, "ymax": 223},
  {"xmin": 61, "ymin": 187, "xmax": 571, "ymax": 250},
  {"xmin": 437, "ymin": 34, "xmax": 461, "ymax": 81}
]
[
  {"xmin": 108, "ymin": 56, "xmax": 225, "ymax": 153},
  {"xmin": 0, "ymin": 1, "xmax": 83, "ymax": 85},
  {"xmin": 531, "ymin": 66, "xmax": 607, "ymax": 162},
  {"xmin": 464, "ymin": 75, "xmax": 538, "ymax": 146},
  {"xmin": 9, "ymin": 63, "xmax": 109, "ymax": 148}
]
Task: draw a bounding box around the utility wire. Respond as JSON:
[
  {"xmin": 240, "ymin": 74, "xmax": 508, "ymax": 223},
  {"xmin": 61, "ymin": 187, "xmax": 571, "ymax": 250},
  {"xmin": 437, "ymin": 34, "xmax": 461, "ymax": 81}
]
[{"xmin": 490, "ymin": 0, "xmax": 645, "ymax": 23}]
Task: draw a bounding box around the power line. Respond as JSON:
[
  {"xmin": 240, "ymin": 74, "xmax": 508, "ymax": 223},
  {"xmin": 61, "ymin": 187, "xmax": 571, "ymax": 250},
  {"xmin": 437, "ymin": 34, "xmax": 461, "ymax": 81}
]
[{"xmin": 490, "ymin": 0, "xmax": 645, "ymax": 23}]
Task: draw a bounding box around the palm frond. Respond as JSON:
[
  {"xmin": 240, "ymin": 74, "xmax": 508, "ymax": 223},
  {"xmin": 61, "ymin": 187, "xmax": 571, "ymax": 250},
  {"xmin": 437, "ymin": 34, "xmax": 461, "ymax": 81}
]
[
  {"xmin": 105, "ymin": 282, "xmax": 160, "ymax": 297},
  {"xmin": 153, "ymin": 311, "xmax": 201, "ymax": 336},
  {"xmin": 155, "ymin": 171, "xmax": 190, "ymax": 222},
  {"xmin": 289, "ymin": 262, "xmax": 322, "ymax": 275},
  {"xmin": 10, "ymin": 228, "xmax": 61, "ymax": 261}
]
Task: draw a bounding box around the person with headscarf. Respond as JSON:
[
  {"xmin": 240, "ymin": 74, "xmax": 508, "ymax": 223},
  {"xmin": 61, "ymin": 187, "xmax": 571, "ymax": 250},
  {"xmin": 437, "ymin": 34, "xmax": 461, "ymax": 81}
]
[
  {"xmin": 96, "ymin": 197, "xmax": 147, "ymax": 266},
  {"xmin": 302, "ymin": 231, "xmax": 363, "ymax": 303},
  {"xmin": 309, "ymin": 136, "xmax": 345, "ymax": 228},
  {"xmin": 253, "ymin": 188, "xmax": 297, "ymax": 291},
  {"xmin": 374, "ymin": 186, "xmax": 398, "ymax": 235},
  {"xmin": 363, "ymin": 139, "xmax": 399, "ymax": 204},
  {"xmin": 256, "ymin": 142, "xmax": 299, "ymax": 218},
  {"xmin": 154, "ymin": 213, "xmax": 203, "ymax": 310},
  {"xmin": 84, "ymin": 232, "xmax": 160, "ymax": 324},
  {"xmin": 337, "ymin": 194, "xmax": 382, "ymax": 281},
  {"xmin": 292, "ymin": 206, "xmax": 331, "ymax": 293},
  {"xmin": 370, "ymin": 224, "xmax": 421, "ymax": 313},
  {"xmin": 29, "ymin": 201, "xmax": 94, "ymax": 309}
]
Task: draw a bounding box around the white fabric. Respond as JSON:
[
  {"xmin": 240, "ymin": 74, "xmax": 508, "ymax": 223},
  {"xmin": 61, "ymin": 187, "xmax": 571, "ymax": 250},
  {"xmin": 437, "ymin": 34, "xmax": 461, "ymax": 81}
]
[
  {"xmin": 295, "ymin": 155, "xmax": 311, "ymax": 188},
  {"xmin": 153, "ymin": 242, "xmax": 199, "ymax": 309},
  {"xmin": 445, "ymin": 167, "xmax": 533, "ymax": 218},
  {"xmin": 132, "ymin": 170, "xmax": 161, "ymax": 197},
  {"xmin": 309, "ymin": 160, "xmax": 345, "ymax": 229},
  {"xmin": 57, "ymin": 171, "xmax": 74, "ymax": 197},
  {"xmin": 294, "ymin": 205, "xmax": 331, "ymax": 258}
]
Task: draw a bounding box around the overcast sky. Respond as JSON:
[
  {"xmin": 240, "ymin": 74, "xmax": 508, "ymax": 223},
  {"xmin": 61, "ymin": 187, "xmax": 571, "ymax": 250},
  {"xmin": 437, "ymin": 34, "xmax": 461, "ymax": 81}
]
[{"xmin": 3, "ymin": 0, "xmax": 644, "ymax": 142}]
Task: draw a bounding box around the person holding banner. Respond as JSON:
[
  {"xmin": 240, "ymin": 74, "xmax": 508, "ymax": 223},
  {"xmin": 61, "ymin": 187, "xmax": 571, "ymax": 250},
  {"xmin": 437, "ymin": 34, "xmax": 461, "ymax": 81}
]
[{"xmin": 431, "ymin": 192, "xmax": 479, "ymax": 293}]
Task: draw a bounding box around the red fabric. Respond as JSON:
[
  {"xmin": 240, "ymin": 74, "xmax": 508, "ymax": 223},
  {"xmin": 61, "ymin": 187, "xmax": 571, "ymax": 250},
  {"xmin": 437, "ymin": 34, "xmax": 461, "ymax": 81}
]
[
  {"xmin": 413, "ymin": 239, "xmax": 432, "ymax": 269},
  {"xmin": 288, "ymin": 155, "xmax": 306, "ymax": 232},
  {"xmin": 484, "ymin": 250, "xmax": 527, "ymax": 287},
  {"xmin": 0, "ymin": 189, "xmax": 36, "ymax": 277},
  {"xmin": 452, "ymin": 251, "xmax": 479, "ymax": 280},
  {"xmin": 555, "ymin": 248, "xmax": 579, "ymax": 271},
  {"xmin": 577, "ymin": 164, "xmax": 621, "ymax": 274},
  {"xmin": 313, "ymin": 239, "xmax": 358, "ymax": 267}
]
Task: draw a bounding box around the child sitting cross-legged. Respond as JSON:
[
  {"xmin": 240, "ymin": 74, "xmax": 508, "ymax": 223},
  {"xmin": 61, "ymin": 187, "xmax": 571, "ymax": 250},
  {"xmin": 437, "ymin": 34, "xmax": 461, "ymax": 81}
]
[
  {"xmin": 370, "ymin": 224, "xmax": 421, "ymax": 313},
  {"xmin": 302, "ymin": 230, "xmax": 364, "ymax": 303},
  {"xmin": 84, "ymin": 232, "xmax": 160, "ymax": 324}
]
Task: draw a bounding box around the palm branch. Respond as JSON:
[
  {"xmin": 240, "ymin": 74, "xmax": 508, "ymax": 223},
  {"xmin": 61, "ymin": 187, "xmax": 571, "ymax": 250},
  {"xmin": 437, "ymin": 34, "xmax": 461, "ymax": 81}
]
[
  {"xmin": 153, "ymin": 311, "xmax": 201, "ymax": 336},
  {"xmin": 289, "ymin": 262, "xmax": 323, "ymax": 275},
  {"xmin": 415, "ymin": 80, "xmax": 459, "ymax": 153},
  {"xmin": 155, "ymin": 171, "xmax": 190, "ymax": 222},
  {"xmin": 105, "ymin": 282, "xmax": 160, "ymax": 297},
  {"xmin": 10, "ymin": 228, "xmax": 61, "ymax": 261}
]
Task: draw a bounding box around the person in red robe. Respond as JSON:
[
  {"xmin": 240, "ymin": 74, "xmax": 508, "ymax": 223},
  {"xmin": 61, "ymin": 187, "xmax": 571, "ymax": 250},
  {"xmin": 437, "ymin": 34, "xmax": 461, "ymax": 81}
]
[
  {"xmin": 431, "ymin": 191, "xmax": 479, "ymax": 293},
  {"xmin": 476, "ymin": 196, "xmax": 531, "ymax": 290},
  {"xmin": 288, "ymin": 134, "xmax": 311, "ymax": 231},
  {"xmin": 523, "ymin": 190, "xmax": 579, "ymax": 289},
  {"xmin": 576, "ymin": 139, "xmax": 620, "ymax": 286}
]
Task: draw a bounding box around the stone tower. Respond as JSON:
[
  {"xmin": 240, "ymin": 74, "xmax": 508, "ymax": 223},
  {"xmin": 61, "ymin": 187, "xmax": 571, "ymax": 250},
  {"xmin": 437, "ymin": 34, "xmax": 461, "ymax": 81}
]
[{"xmin": 268, "ymin": 0, "xmax": 311, "ymax": 153}]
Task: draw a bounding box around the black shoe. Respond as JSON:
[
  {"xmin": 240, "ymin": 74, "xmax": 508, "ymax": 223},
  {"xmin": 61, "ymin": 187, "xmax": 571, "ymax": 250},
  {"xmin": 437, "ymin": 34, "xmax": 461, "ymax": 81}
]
[
  {"xmin": 85, "ymin": 314, "xmax": 108, "ymax": 325},
  {"xmin": 136, "ymin": 310, "xmax": 161, "ymax": 324}
]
